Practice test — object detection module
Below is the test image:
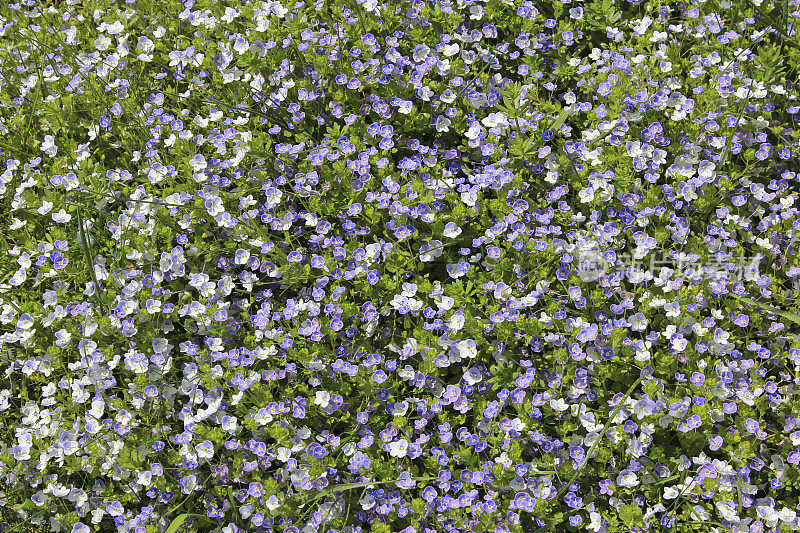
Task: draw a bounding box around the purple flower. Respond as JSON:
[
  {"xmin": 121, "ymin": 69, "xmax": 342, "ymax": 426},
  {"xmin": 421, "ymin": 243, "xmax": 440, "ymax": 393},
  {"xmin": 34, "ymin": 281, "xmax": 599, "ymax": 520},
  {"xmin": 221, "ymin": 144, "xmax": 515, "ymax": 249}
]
[
  {"xmin": 733, "ymin": 313, "xmax": 750, "ymax": 327},
  {"xmin": 569, "ymin": 445, "xmax": 585, "ymax": 463},
  {"xmin": 690, "ymin": 372, "xmax": 705, "ymax": 386},
  {"xmin": 564, "ymin": 491, "xmax": 582, "ymax": 509},
  {"xmin": 367, "ymin": 269, "xmax": 380, "ymax": 285},
  {"xmin": 514, "ymin": 491, "xmax": 535, "ymax": 511},
  {"xmin": 744, "ymin": 418, "xmax": 760, "ymax": 433},
  {"xmin": 422, "ymin": 486, "xmax": 438, "ymax": 502},
  {"xmin": 483, "ymin": 401, "xmax": 501, "ymax": 418}
]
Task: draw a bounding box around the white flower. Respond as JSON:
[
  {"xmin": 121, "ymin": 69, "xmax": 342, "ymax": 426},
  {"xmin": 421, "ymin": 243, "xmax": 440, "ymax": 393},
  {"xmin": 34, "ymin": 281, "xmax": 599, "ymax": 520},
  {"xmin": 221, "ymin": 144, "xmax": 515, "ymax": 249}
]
[
  {"xmin": 264, "ymin": 186, "xmax": 283, "ymax": 209},
  {"xmin": 579, "ymin": 187, "xmax": 595, "ymax": 203},
  {"xmin": 401, "ymin": 282, "xmax": 418, "ymax": 297},
  {"xmin": 650, "ymin": 31, "xmax": 668, "ymax": 43},
  {"xmin": 435, "ymin": 116, "xmax": 451, "ymax": 133},
  {"xmin": 390, "ymin": 401, "xmax": 409, "ymax": 416},
  {"xmin": 40, "ymin": 135, "xmax": 57, "ymax": 157},
  {"xmin": 221, "ymin": 7, "xmax": 240, "ymax": 22},
  {"xmin": 442, "ymin": 43, "xmax": 460, "ymax": 56},
  {"xmin": 465, "ymin": 122, "xmax": 482, "ymax": 140},
  {"xmin": 189, "ymin": 154, "xmax": 207, "ymax": 171},
  {"xmin": 456, "ymin": 339, "xmax": 478, "ymax": 359},
  {"xmin": 152, "ymin": 338, "xmax": 171, "ymax": 354},
  {"xmin": 778, "ymin": 507, "xmax": 797, "ymax": 524},
  {"xmin": 617, "ymin": 470, "xmax": 639, "ymax": 488},
  {"xmin": 270, "ymin": 2, "xmax": 289, "ymax": 17},
  {"xmin": 52, "ymin": 209, "xmax": 72, "ymax": 223},
  {"xmin": 464, "ymin": 367, "xmax": 482, "ymax": 385},
  {"xmin": 180, "ymin": 474, "xmax": 197, "ymax": 494},
  {"xmin": 55, "ymin": 329, "xmax": 72, "ymax": 348},
  {"xmin": 9, "ymin": 218, "xmax": 26, "ymax": 230},
  {"xmin": 715, "ymin": 500, "xmax": 739, "ymax": 522},
  {"xmin": 626, "ymin": 140, "xmax": 643, "ymax": 157},
  {"xmin": 690, "ymin": 505, "xmax": 710, "ymax": 521},
  {"xmin": 495, "ymin": 451, "xmax": 512, "ymax": 468},
  {"xmin": 314, "ymin": 391, "xmax": 331, "ymax": 408},
  {"xmin": 440, "ymin": 89, "xmax": 457, "ymax": 104},
  {"xmin": 205, "ymin": 196, "xmax": 224, "ymax": 217},
  {"xmin": 482, "ymin": 112, "xmax": 508, "ymax": 128},
  {"xmin": 104, "ymin": 20, "xmax": 125, "ymax": 35},
  {"xmin": 234, "ymin": 248, "xmax": 251, "ymax": 265},
  {"xmin": 419, "ymin": 240, "xmax": 443, "ymax": 262},
  {"xmin": 461, "ymin": 189, "xmax": 479, "ymax": 207},
  {"xmin": 509, "ymin": 418, "xmax": 526, "ymax": 431},
  {"xmin": 233, "ymin": 34, "xmax": 249, "ymax": 55},
  {"xmin": 137, "ymin": 471, "xmax": 153, "ymax": 487},
  {"xmin": 195, "ymin": 441, "xmax": 214, "ymax": 460},
  {"xmin": 443, "ymin": 222, "xmax": 462, "ymax": 238},
  {"xmin": 221, "ymin": 416, "xmax": 238, "ymax": 432},
  {"xmin": 94, "ymin": 35, "xmax": 112, "ymax": 51},
  {"xmin": 265, "ymin": 495, "xmax": 281, "ymax": 511},
  {"xmin": 435, "ymin": 295, "xmax": 455, "ymax": 311},
  {"xmin": 588, "ymin": 511, "xmax": 603, "ymax": 532},
  {"xmin": 388, "ymin": 439, "xmax": 409, "ymax": 458},
  {"xmin": 628, "ymin": 312, "xmax": 648, "ymax": 331},
  {"xmin": 412, "ymin": 45, "xmax": 430, "ymax": 63},
  {"xmin": 448, "ymin": 312, "xmax": 465, "ymax": 331},
  {"xmin": 390, "ymin": 294, "xmax": 408, "ymax": 311},
  {"xmin": 276, "ymin": 447, "xmax": 292, "ymax": 462}
]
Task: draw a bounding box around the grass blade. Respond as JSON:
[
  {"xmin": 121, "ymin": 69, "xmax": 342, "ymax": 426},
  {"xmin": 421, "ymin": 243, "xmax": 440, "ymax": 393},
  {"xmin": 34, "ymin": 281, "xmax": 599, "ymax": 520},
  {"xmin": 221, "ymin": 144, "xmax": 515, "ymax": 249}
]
[
  {"xmin": 731, "ymin": 294, "xmax": 800, "ymax": 326},
  {"xmin": 165, "ymin": 513, "xmax": 189, "ymax": 533},
  {"xmin": 76, "ymin": 207, "xmax": 107, "ymax": 316}
]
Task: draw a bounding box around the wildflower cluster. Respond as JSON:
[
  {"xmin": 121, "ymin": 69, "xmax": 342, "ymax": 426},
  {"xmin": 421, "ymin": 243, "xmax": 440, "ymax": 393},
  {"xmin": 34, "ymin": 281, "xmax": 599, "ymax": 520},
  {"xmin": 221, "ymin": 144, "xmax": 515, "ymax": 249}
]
[{"xmin": 0, "ymin": 0, "xmax": 800, "ymax": 532}]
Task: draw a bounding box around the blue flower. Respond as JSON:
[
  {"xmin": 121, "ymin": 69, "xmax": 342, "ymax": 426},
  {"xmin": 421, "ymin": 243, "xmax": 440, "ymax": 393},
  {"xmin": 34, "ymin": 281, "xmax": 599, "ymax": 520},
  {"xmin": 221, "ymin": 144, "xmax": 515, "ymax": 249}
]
[{"xmin": 367, "ymin": 269, "xmax": 380, "ymax": 285}]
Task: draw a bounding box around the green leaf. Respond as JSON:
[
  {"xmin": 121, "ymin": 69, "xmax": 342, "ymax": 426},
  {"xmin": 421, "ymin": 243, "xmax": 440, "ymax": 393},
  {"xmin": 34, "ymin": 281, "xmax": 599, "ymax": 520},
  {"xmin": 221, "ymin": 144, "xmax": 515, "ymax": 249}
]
[
  {"xmin": 165, "ymin": 513, "xmax": 189, "ymax": 533},
  {"xmin": 550, "ymin": 106, "xmax": 570, "ymax": 132},
  {"xmin": 227, "ymin": 486, "xmax": 237, "ymax": 511}
]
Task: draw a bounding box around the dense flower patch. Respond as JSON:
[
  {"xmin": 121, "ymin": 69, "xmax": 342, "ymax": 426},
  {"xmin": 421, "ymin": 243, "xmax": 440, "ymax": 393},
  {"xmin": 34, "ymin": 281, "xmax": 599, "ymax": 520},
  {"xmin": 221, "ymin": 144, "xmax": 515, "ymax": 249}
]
[{"xmin": 1, "ymin": 0, "xmax": 800, "ymax": 531}]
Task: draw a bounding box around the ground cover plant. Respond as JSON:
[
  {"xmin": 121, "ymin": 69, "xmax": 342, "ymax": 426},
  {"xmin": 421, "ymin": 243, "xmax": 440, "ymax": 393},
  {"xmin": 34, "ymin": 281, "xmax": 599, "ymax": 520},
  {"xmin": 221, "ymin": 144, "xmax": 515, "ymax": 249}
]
[{"xmin": 0, "ymin": 0, "xmax": 800, "ymax": 531}]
